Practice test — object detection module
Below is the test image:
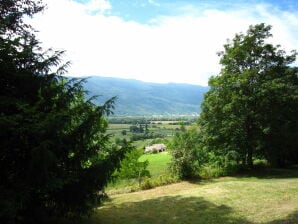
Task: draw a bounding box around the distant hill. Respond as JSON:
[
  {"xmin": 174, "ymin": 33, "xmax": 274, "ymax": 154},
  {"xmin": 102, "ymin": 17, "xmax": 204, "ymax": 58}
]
[{"xmin": 82, "ymin": 76, "xmax": 208, "ymax": 116}]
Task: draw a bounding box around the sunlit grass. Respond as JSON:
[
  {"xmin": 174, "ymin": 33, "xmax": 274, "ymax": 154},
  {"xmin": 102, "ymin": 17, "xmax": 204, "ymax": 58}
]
[
  {"xmin": 139, "ymin": 152, "xmax": 172, "ymax": 177},
  {"xmin": 84, "ymin": 168, "xmax": 298, "ymax": 224}
]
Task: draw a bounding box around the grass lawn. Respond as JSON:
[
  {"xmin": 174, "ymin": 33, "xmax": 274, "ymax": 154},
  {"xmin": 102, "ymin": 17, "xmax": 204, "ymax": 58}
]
[
  {"xmin": 84, "ymin": 168, "xmax": 298, "ymax": 224},
  {"xmin": 139, "ymin": 152, "xmax": 172, "ymax": 177}
]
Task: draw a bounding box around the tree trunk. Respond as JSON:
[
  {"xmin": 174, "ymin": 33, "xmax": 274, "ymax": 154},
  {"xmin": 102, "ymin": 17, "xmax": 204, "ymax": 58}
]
[
  {"xmin": 247, "ymin": 146, "xmax": 253, "ymax": 169},
  {"xmin": 245, "ymin": 116, "xmax": 254, "ymax": 169}
]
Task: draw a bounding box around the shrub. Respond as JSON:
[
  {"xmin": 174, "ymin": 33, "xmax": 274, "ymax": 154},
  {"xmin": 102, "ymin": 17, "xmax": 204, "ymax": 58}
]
[
  {"xmin": 139, "ymin": 175, "xmax": 179, "ymax": 190},
  {"xmin": 169, "ymin": 127, "xmax": 208, "ymax": 179},
  {"xmin": 114, "ymin": 148, "xmax": 151, "ymax": 180}
]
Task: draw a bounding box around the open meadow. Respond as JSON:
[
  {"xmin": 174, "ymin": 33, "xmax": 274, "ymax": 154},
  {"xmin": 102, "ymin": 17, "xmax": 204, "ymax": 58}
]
[
  {"xmin": 106, "ymin": 152, "xmax": 174, "ymax": 193},
  {"xmin": 139, "ymin": 152, "xmax": 172, "ymax": 177},
  {"xmin": 84, "ymin": 168, "xmax": 298, "ymax": 224}
]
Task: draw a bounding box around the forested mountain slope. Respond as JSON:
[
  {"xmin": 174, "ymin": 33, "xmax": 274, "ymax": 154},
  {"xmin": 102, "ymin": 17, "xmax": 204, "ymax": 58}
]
[{"xmin": 82, "ymin": 76, "xmax": 208, "ymax": 116}]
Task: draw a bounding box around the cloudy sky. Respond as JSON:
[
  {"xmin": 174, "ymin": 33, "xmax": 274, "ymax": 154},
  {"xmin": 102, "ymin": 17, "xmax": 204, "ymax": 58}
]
[{"xmin": 31, "ymin": 0, "xmax": 298, "ymax": 86}]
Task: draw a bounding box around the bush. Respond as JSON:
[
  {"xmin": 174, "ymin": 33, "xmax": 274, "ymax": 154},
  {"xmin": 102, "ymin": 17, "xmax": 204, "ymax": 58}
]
[
  {"xmin": 253, "ymin": 159, "xmax": 269, "ymax": 169},
  {"xmin": 139, "ymin": 175, "xmax": 179, "ymax": 190},
  {"xmin": 169, "ymin": 127, "xmax": 208, "ymax": 179},
  {"xmin": 140, "ymin": 177, "xmax": 154, "ymax": 190},
  {"xmin": 199, "ymin": 151, "xmax": 242, "ymax": 178},
  {"xmin": 199, "ymin": 165, "xmax": 224, "ymax": 178},
  {"xmin": 114, "ymin": 148, "xmax": 151, "ymax": 180}
]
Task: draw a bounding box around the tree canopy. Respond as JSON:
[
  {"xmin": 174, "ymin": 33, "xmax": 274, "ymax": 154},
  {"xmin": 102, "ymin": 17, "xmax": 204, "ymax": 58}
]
[
  {"xmin": 199, "ymin": 23, "xmax": 298, "ymax": 169},
  {"xmin": 0, "ymin": 1, "xmax": 128, "ymax": 223}
]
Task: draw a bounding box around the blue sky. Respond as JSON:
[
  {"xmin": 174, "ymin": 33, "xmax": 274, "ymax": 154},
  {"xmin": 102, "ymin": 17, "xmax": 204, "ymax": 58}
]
[
  {"xmin": 74, "ymin": 0, "xmax": 298, "ymax": 23},
  {"xmin": 32, "ymin": 0, "xmax": 298, "ymax": 85}
]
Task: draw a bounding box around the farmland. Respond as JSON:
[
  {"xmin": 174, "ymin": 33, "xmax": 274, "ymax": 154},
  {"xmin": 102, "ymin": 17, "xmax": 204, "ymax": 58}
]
[
  {"xmin": 106, "ymin": 117, "xmax": 194, "ymax": 147},
  {"xmin": 102, "ymin": 117, "xmax": 197, "ymax": 193},
  {"xmin": 107, "ymin": 121, "xmax": 186, "ymax": 138}
]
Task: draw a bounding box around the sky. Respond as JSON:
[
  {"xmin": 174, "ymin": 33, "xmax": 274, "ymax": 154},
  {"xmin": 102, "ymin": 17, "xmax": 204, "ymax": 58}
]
[{"xmin": 31, "ymin": 0, "xmax": 298, "ymax": 86}]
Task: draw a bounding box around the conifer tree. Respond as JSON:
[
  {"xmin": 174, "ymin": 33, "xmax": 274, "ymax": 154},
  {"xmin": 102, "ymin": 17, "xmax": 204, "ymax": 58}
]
[{"xmin": 0, "ymin": 1, "xmax": 128, "ymax": 223}]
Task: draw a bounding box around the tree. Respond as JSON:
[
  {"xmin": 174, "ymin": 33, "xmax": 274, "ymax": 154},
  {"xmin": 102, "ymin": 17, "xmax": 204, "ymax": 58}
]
[
  {"xmin": 114, "ymin": 145, "xmax": 150, "ymax": 180},
  {"xmin": 199, "ymin": 23, "xmax": 297, "ymax": 169},
  {"xmin": 0, "ymin": 1, "xmax": 128, "ymax": 223},
  {"xmin": 170, "ymin": 127, "xmax": 208, "ymax": 179},
  {"xmin": 130, "ymin": 125, "xmax": 139, "ymax": 133}
]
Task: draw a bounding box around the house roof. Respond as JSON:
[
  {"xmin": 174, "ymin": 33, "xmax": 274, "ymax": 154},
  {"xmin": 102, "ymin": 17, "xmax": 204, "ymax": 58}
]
[{"xmin": 145, "ymin": 143, "xmax": 166, "ymax": 152}]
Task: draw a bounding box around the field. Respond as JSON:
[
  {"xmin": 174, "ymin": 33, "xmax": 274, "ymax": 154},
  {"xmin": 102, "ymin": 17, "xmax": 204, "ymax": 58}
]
[
  {"xmin": 139, "ymin": 152, "xmax": 172, "ymax": 177},
  {"xmin": 106, "ymin": 120, "xmax": 191, "ymax": 143},
  {"xmin": 101, "ymin": 119, "xmax": 298, "ymax": 224},
  {"xmin": 83, "ymin": 168, "xmax": 298, "ymax": 224},
  {"xmin": 106, "ymin": 152, "xmax": 173, "ymax": 193}
]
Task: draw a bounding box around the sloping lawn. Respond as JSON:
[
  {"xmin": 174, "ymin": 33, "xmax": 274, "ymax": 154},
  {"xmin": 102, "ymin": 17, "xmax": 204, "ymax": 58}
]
[{"xmin": 84, "ymin": 168, "xmax": 298, "ymax": 224}]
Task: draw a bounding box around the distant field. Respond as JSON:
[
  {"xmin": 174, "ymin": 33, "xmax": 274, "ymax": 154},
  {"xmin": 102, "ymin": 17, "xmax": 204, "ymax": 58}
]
[
  {"xmin": 106, "ymin": 152, "xmax": 173, "ymax": 193},
  {"xmin": 107, "ymin": 121, "xmax": 191, "ymax": 141},
  {"xmin": 84, "ymin": 168, "xmax": 298, "ymax": 224},
  {"xmin": 108, "ymin": 123, "xmax": 131, "ymax": 130},
  {"xmin": 139, "ymin": 152, "xmax": 172, "ymax": 177},
  {"xmin": 107, "ymin": 122, "xmax": 187, "ymax": 132}
]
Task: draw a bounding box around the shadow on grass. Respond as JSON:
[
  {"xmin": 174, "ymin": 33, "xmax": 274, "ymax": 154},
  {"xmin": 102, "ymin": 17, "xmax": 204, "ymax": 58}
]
[
  {"xmin": 59, "ymin": 196, "xmax": 298, "ymax": 224},
  {"xmin": 265, "ymin": 210, "xmax": 298, "ymax": 224},
  {"xmin": 87, "ymin": 195, "xmax": 251, "ymax": 224},
  {"xmin": 236, "ymin": 166, "xmax": 298, "ymax": 179}
]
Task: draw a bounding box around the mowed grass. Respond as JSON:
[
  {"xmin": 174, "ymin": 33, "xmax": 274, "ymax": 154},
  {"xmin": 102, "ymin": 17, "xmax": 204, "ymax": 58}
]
[
  {"xmin": 139, "ymin": 152, "xmax": 172, "ymax": 177},
  {"xmin": 84, "ymin": 168, "xmax": 298, "ymax": 224}
]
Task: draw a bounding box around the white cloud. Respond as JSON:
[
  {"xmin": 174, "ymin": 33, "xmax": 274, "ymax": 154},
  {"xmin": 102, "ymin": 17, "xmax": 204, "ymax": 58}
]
[
  {"xmin": 31, "ymin": 0, "xmax": 298, "ymax": 86},
  {"xmin": 85, "ymin": 0, "xmax": 111, "ymax": 13}
]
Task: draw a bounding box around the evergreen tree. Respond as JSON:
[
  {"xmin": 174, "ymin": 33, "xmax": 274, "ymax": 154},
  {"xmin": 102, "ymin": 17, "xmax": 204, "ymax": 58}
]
[{"xmin": 0, "ymin": 1, "xmax": 127, "ymax": 223}]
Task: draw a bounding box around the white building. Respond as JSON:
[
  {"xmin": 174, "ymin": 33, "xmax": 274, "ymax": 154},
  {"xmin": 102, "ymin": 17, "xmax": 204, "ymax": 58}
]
[{"xmin": 144, "ymin": 144, "xmax": 166, "ymax": 153}]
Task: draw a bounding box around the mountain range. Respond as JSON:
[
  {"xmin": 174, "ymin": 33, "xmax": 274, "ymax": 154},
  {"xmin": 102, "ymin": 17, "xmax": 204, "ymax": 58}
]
[{"xmin": 82, "ymin": 76, "xmax": 208, "ymax": 116}]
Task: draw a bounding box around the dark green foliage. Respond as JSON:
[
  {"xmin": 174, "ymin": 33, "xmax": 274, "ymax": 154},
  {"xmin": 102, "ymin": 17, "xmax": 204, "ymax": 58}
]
[
  {"xmin": 198, "ymin": 151, "xmax": 241, "ymax": 178},
  {"xmin": 0, "ymin": 0, "xmax": 44, "ymax": 36},
  {"xmin": 129, "ymin": 124, "xmax": 144, "ymax": 133},
  {"xmin": 121, "ymin": 129, "xmax": 127, "ymax": 135},
  {"xmin": 0, "ymin": 1, "xmax": 127, "ymax": 223},
  {"xmin": 199, "ymin": 23, "xmax": 298, "ymax": 169},
  {"xmin": 114, "ymin": 147, "xmax": 150, "ymax": 180},
  {"xmin": 170, "ymin": 127, "xmax": 208, "ymax": 179},
  {"xmin": 130, "ymin": 132, "xmax": 165, "ymax": 141},
  {"xmin": 257, "ymin": 66, "xmax": 298, "ymax": 167}
]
